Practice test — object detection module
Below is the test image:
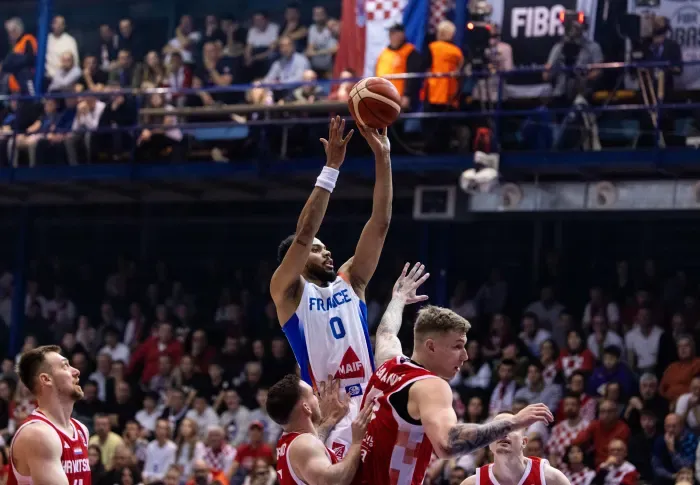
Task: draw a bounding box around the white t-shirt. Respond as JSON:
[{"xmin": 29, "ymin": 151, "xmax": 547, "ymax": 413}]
[
  {"xmin": 675, "ymin": 392, "xmax": 700, "ymax": 429},
  {"xmin": 247, "ymin": 23, "xmax": 280, "ymax": 48},
  {"xmin": 185, "ymin": 407, "xmax": 220, "ymax": 440},
  {"xmin": 166, "ymin": 31, "xmax": 202, "ymax": 64},
  {"xmin": 143, "ymin": 440, "xmax": 177, "ymax": 481},
  {"xmin": 624, "ymin": 325, "xmax": 663, "ymax": 370},
  {"xmin": 99, "ymin": 343, "xmax": 130, "ymax": 364},
  {"xmin": 46, "ymin": 32, "xmax": 79, "ymax": 79},
  {"xmin": 586, "ymin": 331, "xmax": 625, "ymax": 360},
  {"xmin": 135, "ymin": 408, "xmax": 162, "ymax": 433}
]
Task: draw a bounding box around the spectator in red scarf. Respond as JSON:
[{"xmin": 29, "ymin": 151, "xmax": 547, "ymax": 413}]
[{"xmin": 557, "ymin": 329, "xmax": 595, "ymax": 379}]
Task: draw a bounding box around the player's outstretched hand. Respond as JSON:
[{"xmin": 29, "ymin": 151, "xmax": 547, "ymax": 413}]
[
  {"xmin": 318, "ymin": 375, "xmax": 350, "ymax": 426},
  {"xmin": 393, "ymin": 262, "xmax": 430, "ymax": 305},
  {"xmin": 357, "ymin": 124, "xmax": 390, "ymax": 155},
  {"xmin": 351, "ymin": 397, "xmax": 375, "ymax": 445},
  {"xmin": 320, "ymin": 115, "xmax": 353, "ymax": 169},
  {"xmin": 512, "ymin": 403, "xmax": 553, "ymax": 430}
]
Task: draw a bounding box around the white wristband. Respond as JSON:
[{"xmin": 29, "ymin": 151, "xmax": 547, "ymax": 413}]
[{"xmin": 315, "ymin": 166, "xmax": 339, "ymax": 193}]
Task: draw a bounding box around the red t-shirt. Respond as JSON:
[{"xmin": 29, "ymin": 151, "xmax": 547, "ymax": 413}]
[{"xmin": 236, "ymin": 443, "xmax": 274, "ymax": 471}]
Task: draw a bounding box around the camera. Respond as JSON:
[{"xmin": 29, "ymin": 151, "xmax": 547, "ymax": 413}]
[
  {"xmin": 618, "ymin": 12, "xmax": 666, "ymax": 55},
  {"xmin": 559, "ymin": 11, "xmax": 587, "ymax": 66},
  {"xmin": 466, "ymin": 0, "xmax": 496, "ymax": 70}
]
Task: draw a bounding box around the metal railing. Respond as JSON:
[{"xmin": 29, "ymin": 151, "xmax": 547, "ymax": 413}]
[{"xmin": 0, "ymin": 59, "xmax": 697, "ymax": 167}]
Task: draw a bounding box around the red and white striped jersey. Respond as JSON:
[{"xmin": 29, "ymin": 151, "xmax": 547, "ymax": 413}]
[
  {"xmin": 275, "ymin": 432, "xmax": 339, "ymax": 485},
  {"xmin": 354, "ymin": 356, "xmax": 438, "ymax": 485},
  {"xmin": 476, "ymin": 457, "xmax": 548, "ymax": 485},
  {"xmin": 8, "ymin": 410, "xmax": 91, "ymax": 485}
]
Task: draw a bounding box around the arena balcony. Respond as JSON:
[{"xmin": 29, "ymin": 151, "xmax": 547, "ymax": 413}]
[{"xmin": 0, "ymin": 61, "xmax": 699, "ymax": 204}]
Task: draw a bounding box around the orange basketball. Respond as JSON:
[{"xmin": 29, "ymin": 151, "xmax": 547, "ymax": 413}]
[{"xmin": 347, "ymin": 77, "xmax": 402, "ymax": 129}]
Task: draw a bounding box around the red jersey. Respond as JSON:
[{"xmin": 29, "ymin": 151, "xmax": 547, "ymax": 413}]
[
  {"xmin": 476, "ymin": 457, "xmax": 548, "ymax": 485},
  {"xmin": 8, "ymin": 410, "xmax": 91, "ymax": 485},
  {"xmin": 276, "ymin": 432, "xmax": 339, "ymax": 485},
  {"xmin": 355, "ymin": 356, "xmax": 438, "ymax": 485}
]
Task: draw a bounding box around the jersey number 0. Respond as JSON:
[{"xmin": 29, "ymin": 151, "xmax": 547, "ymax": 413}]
[{"xmin": 329, "ymin": 317, "xmax": 346, "ymax": 339}]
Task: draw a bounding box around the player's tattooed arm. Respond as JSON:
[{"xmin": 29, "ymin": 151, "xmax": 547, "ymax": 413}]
[
  {"xmin": 416, "ymin": 377, "xmax": 553, "ymax": 458},
  {"xmin": 374, "ymin": 263, "xmax": 430, "ymax": 366},
  {"xmin": 445, "ymin": 420, "xmax": 515, "ymax": 455}
]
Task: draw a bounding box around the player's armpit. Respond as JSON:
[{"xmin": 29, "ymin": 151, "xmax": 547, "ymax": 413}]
[
  {"xmin": 13, "ymin": 423, "xmax": 69, "ymax": 485},
  {"xmin": 460, "ymin": 476, "xmax": 477, "ymax": 485}
]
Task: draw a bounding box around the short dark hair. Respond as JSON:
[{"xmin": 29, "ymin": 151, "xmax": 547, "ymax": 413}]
[
  {"xmin": 603, "ymin": 345, "xmax": 621, "ymax": 359},
  {"xmin": 500, "ymin": 358, "xmax": 516, "ymax": 368},
  {"xmin": 277, "ymin": 234, "xmax": 296, "ymax": 264},
  {"xmin": 266, "ymin": 374, "xmax": 302, "ymax": 425},
  {"xmin": 528, "ymin": 360, "xmax": 544, "ymax": 372},
  {"xmin": 17, "ymin": 345, "xmax": 61, "ymax": 394},
  {"xmin": 564, "ymin": 391, "xmax": 580, "ymax": 401}
]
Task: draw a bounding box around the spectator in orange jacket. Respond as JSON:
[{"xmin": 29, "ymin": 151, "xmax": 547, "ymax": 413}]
[
  {"xmin": 660, "ymin": 335, "xmax": 700, "ymax": 403},
  {"xmin": 128, "ymin": 321, "xmax": 183, "ymax": 384}
]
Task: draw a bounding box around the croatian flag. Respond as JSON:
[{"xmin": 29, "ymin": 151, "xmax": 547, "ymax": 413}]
[{"xmin": 335, "ymin": 0, "xmax": 453, "ymax": 78}]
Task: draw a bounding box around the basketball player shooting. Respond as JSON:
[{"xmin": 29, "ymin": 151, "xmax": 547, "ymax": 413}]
[
  {"xmin": 461, "ymin": 412, "xmax": 571, "ymax": 485},
  {"xmin": 354, "ymin": 263, "xmax": 553, "ymax": 485},
  {"xmin": 270, "ymin": 115, "xmax": 392, "ymax": 458},
  {"xmin": 8, "ymin": 345, "xmax": 91, "ymax": 485},
  {"xmin": 268, "ymin": 374, "xmax": 374, "ymax": 485}
]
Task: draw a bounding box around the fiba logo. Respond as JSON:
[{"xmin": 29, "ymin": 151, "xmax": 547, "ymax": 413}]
[
  {"xmin": 510, "ymin": 5, "xmax": 567, "ymax": 38},
  {"xmin": 671, "ymin": 6, "xmax": 700, "ymax": 48}
]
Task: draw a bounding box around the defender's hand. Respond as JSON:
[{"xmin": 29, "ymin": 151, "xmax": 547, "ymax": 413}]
[
  {"xmin": 392, "ymin": 262, "xmax": 430, "ymax": 305},
  {"xmin": 351, "ymin": 397, "xmax": 375, "ymax": 444},
  {"xmin": 318, "ymin": 375, "xmax": 350, "ymax": 426},
  {"xmin": 512, "ymin": 403, "xmax": 553, "ymax": 429},
  {"xmin": 320, "ymin": 115, "xmax": 353, "ymax": 169}
]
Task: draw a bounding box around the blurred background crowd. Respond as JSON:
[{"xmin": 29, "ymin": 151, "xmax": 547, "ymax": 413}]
[
  {"xmin": 0, "ymin": 0, "xmax": 696, "ymax": 484},
  {"xmin": 0, "ymin": 249, "xmax": 698, "ymax": 485}
]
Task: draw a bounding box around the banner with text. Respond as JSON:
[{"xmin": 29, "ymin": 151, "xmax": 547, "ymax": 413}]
[
  {"xmin": 490, "ymin": 0, "xmax": 598, "ymax": 97},
  {"xmin": 628, "ymin": 0, "xmax": 700, "ymax": 89}
]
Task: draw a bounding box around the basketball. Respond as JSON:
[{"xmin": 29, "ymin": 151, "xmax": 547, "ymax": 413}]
[{"xmin": 348, "ymin": 77, "xmax": 402, "ymax": 129}]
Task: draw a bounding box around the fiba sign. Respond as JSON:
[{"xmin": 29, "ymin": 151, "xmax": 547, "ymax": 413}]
[
  {"xmin": 510, "ymin": 5, "xmax": 567, "ymax": 38},
  {"xmin": 501, "ymin": 0, "xmax": 577, "ymax": 84},
  {"xmin": 670, "ymin": 6, "xmax": 700, "ymax": 50}
]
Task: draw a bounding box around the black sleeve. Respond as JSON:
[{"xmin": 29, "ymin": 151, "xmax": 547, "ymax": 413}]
[
  {"xmin": 669, "ymin": 41, "xmax": 683, "ymax": 75},
  {"xmin": 405, "ymin": 49, "xmax": 424, "ymax": 102}
]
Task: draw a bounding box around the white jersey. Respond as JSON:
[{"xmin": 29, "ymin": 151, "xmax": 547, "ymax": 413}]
[{"xmin": 283, "ymin": 275, "xmax": 375, "ymax": 458}]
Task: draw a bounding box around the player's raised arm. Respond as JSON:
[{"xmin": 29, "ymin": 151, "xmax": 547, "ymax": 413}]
[
  {"xmin": 375, "ymin": 262, "xmax": 430, "ymax": 366},
  {"xmin": 412, "ymin": 378, "xmax": 553, "ymax": 458},
  {"xmin": 289, "ymin": 401, "xmax": 374, "ymax": 485},
  {"xmin": 270, "ymin": 116, "xmax": 354, "ymax": 310},
  {"xmin": 12, "ymin": 423, "xmax": 70, "ymax": 485},
  {"xmin": 341, "ymin": 125, "xmax": 392, "ymax": 299}
]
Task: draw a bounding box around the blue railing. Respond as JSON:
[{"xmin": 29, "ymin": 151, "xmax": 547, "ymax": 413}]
[{"xmin": 0, "ymin": 59, "xmax": 697, "ymax": 171}]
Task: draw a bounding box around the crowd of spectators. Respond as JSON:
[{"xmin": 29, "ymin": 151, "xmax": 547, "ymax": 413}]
[
  {"xmin": 0, "ymin": 255, "xmax": 698, "ymax": 485},
  {"xmin": 0, "ymin": 1, "xmax": 686, "ymax": 164}
]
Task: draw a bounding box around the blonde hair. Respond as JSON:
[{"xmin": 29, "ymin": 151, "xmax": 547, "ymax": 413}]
[
  {"xmin": 414, "ymin": 305, "xmax": 471, "ymax": 341},
  {"xmin": 437, "ymin": 20, "xmax": 456, "ymax": 40}
]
